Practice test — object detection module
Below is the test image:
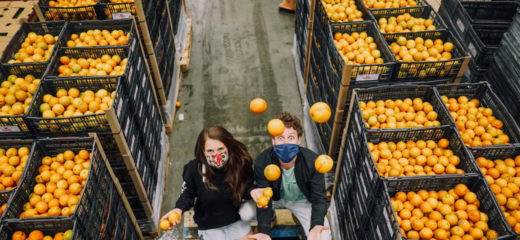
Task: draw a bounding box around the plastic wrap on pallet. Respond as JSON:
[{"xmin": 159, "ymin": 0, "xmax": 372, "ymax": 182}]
[{"xmin": 435, "ymin": 82, "xmax": 520, "ymax": 145}]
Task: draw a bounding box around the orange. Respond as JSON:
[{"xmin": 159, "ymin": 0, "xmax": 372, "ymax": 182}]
[
  {"xmin": 159, "ymin": 219, "xmax": 171, "ymax": 230},
  {"xmin": 33, "ymin": 183, "xmax": 46, "ymax": 195},
  {"xmin": 263, "ymin": 188, "xmax": 273, "ymax": 199},
  {"xmin": 264, "ymin": 164, "xmax": 281, "ymax": 181},
  {"xmin": 454, "ymin": 184, "xmax": 469, "ymax": 197},
  {"xmin": 412, "ymin": 218, "xmax": 424, "ymax": 231},
  {"xmin": 469, "ymin": 228, "xmax": 483, "ymax": 239},
  {"xmin": 419, "ymin": 228, "xmax": 433, "ymax": 239},
  {"xmin": 257, "ymin": 195, "xmax": 269, "ymax": 207},
  {"xmin": 309, "ymin": 102, "xmax": 331, "ymax": 123},
  {"xmin": 314, "ymin": 155, "xmax": 333, "ymax": 173},
  {"xmin": 464, "ymin": 192, "xmax": 477, "ymax": 204},
  {"xmin": 249, "ymin": 98, "xmax": 267, "ymax": 114},
  {"xmin": 455, "ymin": 199, "xmax": 467, "ymax": 211},
  {"xmin": 458, "ymin": 219, "xmax": 471, "ymax": 232},
  {"xmin": 434, "ymin": 229, "xmax": 449, "ymax": 239},
  {"xmin": 468, "ymin": 210, "xmax": 481, "ymax": 222},
  {"xmin": 168, "ymin": 211, "xmax": 180, "ymax": 223},
  {"xmin": 267, "ymin": 119, "xmax": 285, "ymax": 136},
  {"xmin": 438, "ymin": 139, "xmax": 449, "ymax": 149},
  {"xmin": 28, "ymin": 230, "xmax": 44, "ymax": 240},
  {"xmin": 12, "ymin": 231, "xmax": 26, "ymax": 240},
  {"xmin": 407, "ymin": 230, "xmax": 420, "ymax": 239}
]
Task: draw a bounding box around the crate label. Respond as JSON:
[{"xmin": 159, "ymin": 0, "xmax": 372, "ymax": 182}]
[
  {"xmin": 356, "ymin": 74, "xmax": 379, "ymax": 81},
  {"xmin": 113, "ymin": 12, "xmax": 132, "ymax": 19},
  {"xmin": 468, "ymin": 43, "xmax": 477, "ymax": 58},
  {"xmin": 456, "ymin": 18, "xmax": 465, "ymax": 32},
  {"xmin": 0, "ymin": 126, "xmax": 21, "ymax": 132}
]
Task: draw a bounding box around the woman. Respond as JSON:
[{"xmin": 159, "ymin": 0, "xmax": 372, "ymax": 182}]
[{"xmin": 162, "ymin": 126, "xmax": 255, "ymax": 240}]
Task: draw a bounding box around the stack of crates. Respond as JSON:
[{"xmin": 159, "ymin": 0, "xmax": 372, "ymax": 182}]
[
  {"xmin": 485, "ymin": 14, "xmax": 520, "ymax": 127},
  {"xmin": 0, "ymin": 137, "xmax": 143, "ymax": 240},
  {"xmin": 438, "ymin": 0, "xmax": 519, "ymax": 82},
  {"xmin": 331, "ymin": 82, "xmax": 520, "ymax": 238},
  {"xmin": 301, "ymin": 0, "xmax": 470, "ymax": 165}
]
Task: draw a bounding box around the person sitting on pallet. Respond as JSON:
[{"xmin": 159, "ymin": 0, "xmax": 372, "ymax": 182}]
[
  {"xmin": 248, "ymin": 112, "xmax": 331, "ymax": 240},
  {"xmin": 161, "ymin": 126, "xmax": 256, "ymax": 240}
]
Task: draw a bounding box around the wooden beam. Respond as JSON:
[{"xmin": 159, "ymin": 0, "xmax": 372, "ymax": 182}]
[{"xmin": 303, "ymin": 0, "xmax": 317, "ymax": 94}]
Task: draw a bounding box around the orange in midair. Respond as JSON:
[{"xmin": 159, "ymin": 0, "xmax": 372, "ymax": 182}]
[
  {"xmin": 315, "ymin": 155, "xmax": 334, "ymax": 173},
  {"xmin": 267, "ymin": 119, "xmax": 285, "ymax": 136},
  {"xmin": 249, "ymin": 98, "xmax": 267, "ymax": 114},
  {"xmin": 310, "ymin": 102, "xmax": 331, "ymax": 123},
  {"xmin": 264, "ymin": 164, "xmax": 281, "ymax": 181}
]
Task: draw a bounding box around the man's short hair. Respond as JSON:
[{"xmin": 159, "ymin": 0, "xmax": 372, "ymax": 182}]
[{"xmin": 276, "ymin": 112, "xmax": 303, "ymax": 137}]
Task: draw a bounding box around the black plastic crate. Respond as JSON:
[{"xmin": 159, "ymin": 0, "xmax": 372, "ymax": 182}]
[
  {"xmin": 317, "ymin": 0, "xmax": 373, "ymax": 26},
  {"xmin": 100, "ymin": 186, "xmax": 140, "ymax": 240},
  {"xmin": 370, "ymin": 5, "xmax": 448, "ymax": 34},
  {"xmin": 374, "ymin": 176, "xmax": 515, "ymax": 239},
  {"xmin": 0, "ymin": 21, "xmax": 67, "ymax": 76},
  {"xmin": 100, "ymin": 0, "xmax": 137, "ymax": 20},
  {"xmin": 0, "ymin": 140, "xmax": 35, "ymax": 197},
  {"xmin": 26, "ymin": 76, "xmax": 130, "ymax": 135},
  {"xmin": 435, "ymin": 82, "xmax": 520, "ymax": 145},
  {"xmin": 328, "ymin": 21, "xmax": 397, "ymax": 83},
  {"xmin": 360, "ymin": 0, "xmax": 429, "ymax": 11},
  {"xmin": 385, "ymin": 30, "xmax": 469, "ymax": 81},
  {"xmin": 59, "ymin": 19, "xmax": 137, "ymax": 51},
  {"xmin": 353, "ymin": 85, "xmax": 453, "ymax": 130},
  {"xmin": 0, "ymin": 70, "xmax": 38, "ymax": 136},
  {"xmin": 37, "ymin": 0, "xmax": 101, "ymax": 21},
  {"xmin": 364, "ymin": 126, "xmax": 481, "ymax": 178},
  {"xmin": 470, "ymin": 145, "xmax": 520, "ymax": 162},
  {"xmin": 1, "ymin": 138, "xmax": 111, "ymax": 240},
  {"xmin": 0, "ymin": 218, "xmax": 80, "ymax": 240},
  {"xmin": 462, "ymin": 1, "xmax": 519, "ymax": 25}
]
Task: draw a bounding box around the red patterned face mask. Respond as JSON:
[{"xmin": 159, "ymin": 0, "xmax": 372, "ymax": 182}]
[{"xmin": 205, "ymin": 150, "xmax": 229, "ymax": 168}]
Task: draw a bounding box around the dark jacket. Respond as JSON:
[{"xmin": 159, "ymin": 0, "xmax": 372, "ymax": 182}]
[
  {"xmin": 175, "ymin": 160, "xmax": 253, "ymax": 230},
  {"xmin": 253, "ymin": 146, "xmax": 327, "ymax": 235}
]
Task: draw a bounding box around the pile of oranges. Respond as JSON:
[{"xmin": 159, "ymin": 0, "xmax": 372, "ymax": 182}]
[
  {"xmin": 377, "ymin": 13, "xmax": 437, "ymax": 34},
  {"xmin": 321, "ymin": 0, "xmax": 364, "ymax": 22},
  {"xmin": 360, "ymin": 98, "xmax": 442, "ymax": 129},
  {"xmin": 39, "ymin": 88, "xmax": 115, "ymax": 118},
  {"xmin": 7, "ymin": 32, "xmax": 57, "ymax": 64},
  {"xmin": 11, "ymin": 229, "xmax": 73, "ymax": 240},
  {"xmin": 390, "ymin": 36, "xmax": 454, "ymax": 62},
  {"xmin": 48, "ymin": 0, "xmax": 97, "ymax": 7},
  {"xmin": 333, "ymin": 31, "xmax": 384, "ymax": 64},
  {"xmin": 476, "ymin": 155, "xmax": 520, "ymax": 232},
  {"xmin": 19, "ymin": 149, "xmax": 91, "ymax": 218},
  {"xmin": 0, "ymin": 74, "xmax": 40, "ymax": 117},
  {"xmin": 0, "ymin": 146, "xmax": 31, "ymax": 191},
  {"xmin": 369, "ymin": 138, "xmax": 465, "ymax": 177},
  {"xmin": 65, "ymin": 29, "xmax": 129, "ymax": 47},
  {"xmin": 363, "ymin": 0, "xmax": 418, "ymax": 8},
  {"xmin": 441, "ymin": 96, "xmax": 510, "ymax": 146},
  {"xmin": 57, "ymin": 54, "xmax": 127, "ymax": 77},
  {"xmin": 391, "ymin": 184, "xmax": 499, "ymax": 239}
]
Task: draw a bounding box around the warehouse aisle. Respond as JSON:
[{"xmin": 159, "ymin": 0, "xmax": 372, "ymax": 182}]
[{"xmin": 161, "ymin": 0, "xmax": 301, "ymax": 216}]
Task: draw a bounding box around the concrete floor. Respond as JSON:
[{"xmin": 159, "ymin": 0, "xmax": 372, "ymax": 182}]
[{"xmin": 161, "ymin": 0, "xmax": 302, "ymax": 217}]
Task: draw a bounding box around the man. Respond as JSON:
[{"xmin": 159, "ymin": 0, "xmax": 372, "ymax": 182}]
[{"xmin": 249, "ymin": 112, "xmax": 331, "ymax": 240}]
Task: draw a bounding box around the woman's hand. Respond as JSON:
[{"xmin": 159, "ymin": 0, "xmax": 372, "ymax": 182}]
[{"xmin": 160, "ymin": 208, "xmax": 183, "ymax": 229}]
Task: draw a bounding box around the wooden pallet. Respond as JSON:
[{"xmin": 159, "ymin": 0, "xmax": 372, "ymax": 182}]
[
  {"xmin": 0, "ymin": 1, "xmax": 36, "ymax": 56},
  {"xmin": 180, "ymin": 18, "xmax": 192, "ymax": 72}
]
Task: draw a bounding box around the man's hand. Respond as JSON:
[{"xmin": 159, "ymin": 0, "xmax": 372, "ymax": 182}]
[
  {"xmin": 307, "ymin": 225, "xmax": 329, "ymax": 240},
  {"xmin": 160, "ymin": 208, "xmax": 183, "ymax": 229},
  {"xmin": 248, "ymin": 233, "xmax": 271, "ymax": 240},
  {"xmin": 250, "ymin": 188, "xmax": 270, "ymax": 208}
]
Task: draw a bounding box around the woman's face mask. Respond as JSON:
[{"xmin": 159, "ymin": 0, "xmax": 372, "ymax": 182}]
[{"xmin": 204, "ymin": 139, "xmax": 229, "ymax": 168}]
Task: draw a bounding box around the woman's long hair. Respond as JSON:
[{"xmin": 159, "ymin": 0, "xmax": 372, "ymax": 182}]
[{"xmin": 194, "ymin": 126, "xmax": 253, "ymax": 205}]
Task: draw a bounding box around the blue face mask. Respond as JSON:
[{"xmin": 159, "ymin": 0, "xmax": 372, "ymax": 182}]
[{"xmin": 273, "ymin": 144, "xmax": 299, "ymax": 163}]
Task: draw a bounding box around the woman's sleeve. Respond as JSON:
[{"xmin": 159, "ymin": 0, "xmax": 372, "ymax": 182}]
[{"xmin": 175, "ymin": 163, "xmax": 197, "ymax": 211}]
